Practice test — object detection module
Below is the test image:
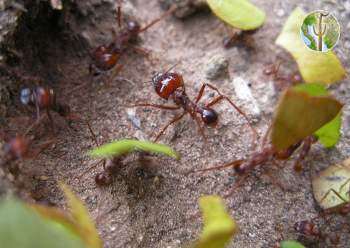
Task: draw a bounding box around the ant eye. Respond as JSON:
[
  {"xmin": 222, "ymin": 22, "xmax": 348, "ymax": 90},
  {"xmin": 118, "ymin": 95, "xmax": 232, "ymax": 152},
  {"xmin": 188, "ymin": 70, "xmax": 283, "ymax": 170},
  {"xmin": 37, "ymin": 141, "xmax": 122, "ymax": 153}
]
[
  {"xmin": 20, "ymin": 88, "xmax": 32, "ymax": 105},
  {"xmin": 201, "ymin": 108, "xmax": 218, "ymax": 126}
]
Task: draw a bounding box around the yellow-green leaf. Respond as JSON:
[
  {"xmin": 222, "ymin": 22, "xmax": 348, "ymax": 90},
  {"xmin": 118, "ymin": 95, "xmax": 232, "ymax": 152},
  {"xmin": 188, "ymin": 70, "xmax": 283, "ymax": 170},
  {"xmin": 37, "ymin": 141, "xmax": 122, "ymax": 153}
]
[
  {"xmin": 207, "ymin": 0, "xmax": 265, "ymax": 30},
  {"xmin": 312, "ymin": 158, "xmax": 350, "ymax": 209},
  {"xmin": 276, "ymin": 8, "xmax": 346, "ymax": 84},
  {"xmin": 193, "ymin": 195, "xmax": 238, "ymax": 248},
  {"xmin": 293, "ymin": 83, "xmax": 343, "ymax": 148},
  {"xmin": 88, "ymin": 139, "xmax": 180, "ymax": 160},
  {"xmin": 271, "ymin": 88, "xmax": 343, "ymax": 150},
  {"xmin": 280, "ymin": 240, "xmax": 306, "ymax": 248},
  {"xmin": 60, "ymin": 183, "xmax": 102, "ymax": 248},
  {"xmin": 0, "ymin": 197, "xmax": 85, "ymax": 248}
]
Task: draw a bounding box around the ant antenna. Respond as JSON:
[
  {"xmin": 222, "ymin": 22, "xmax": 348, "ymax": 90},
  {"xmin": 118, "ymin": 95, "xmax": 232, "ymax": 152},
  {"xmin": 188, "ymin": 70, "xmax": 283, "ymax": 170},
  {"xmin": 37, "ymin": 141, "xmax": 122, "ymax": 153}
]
[
  {"xmin": 165, "ymin": 62, "xmax": 180, "ymax": 74},
  {"xmin": 137, "ymin": 5, "xmax": 177, "ymax": 34}
]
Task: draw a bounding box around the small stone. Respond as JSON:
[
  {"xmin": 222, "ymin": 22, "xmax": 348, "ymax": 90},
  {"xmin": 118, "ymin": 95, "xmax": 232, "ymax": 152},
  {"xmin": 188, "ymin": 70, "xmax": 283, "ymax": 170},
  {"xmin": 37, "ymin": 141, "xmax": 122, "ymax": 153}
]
[
  {"xmin": 205, "ymin": 55, "xmax": 229, "ymax": 80},
  {"xmin": 276, "ymin": 9, "xmax": 285, "ymax": 17},
  {"xmin": 127, "ymin": 108, "xmax": 141, "ymax": 129}
]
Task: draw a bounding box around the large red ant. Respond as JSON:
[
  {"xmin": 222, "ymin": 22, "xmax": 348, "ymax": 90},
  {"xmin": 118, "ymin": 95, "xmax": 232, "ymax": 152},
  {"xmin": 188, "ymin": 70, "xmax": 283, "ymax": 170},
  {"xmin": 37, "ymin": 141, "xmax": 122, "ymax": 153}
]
[
  {"xmin": 89, "ymin": 1, "xmax": 176, "ymax": 75},
  {"xmin": 131, "ymin": 65, "xmax": 257, "ymax": 142}
]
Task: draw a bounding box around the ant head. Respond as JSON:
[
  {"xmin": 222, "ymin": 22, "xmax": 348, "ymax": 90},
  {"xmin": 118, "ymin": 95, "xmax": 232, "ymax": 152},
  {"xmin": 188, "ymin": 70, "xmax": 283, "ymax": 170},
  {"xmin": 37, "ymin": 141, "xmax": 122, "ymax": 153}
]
[
  {"xmin": 127, "ymin": 20, "xmax": 140, "ymax": 34},
  {"xmin": 20, "ymin": 88, "xmax": 33, "ymax": 105},
  {"xmin": 152, "ymin": 71, "xmax": 164, "ymax": 86},
  {"xmin": 95, "ymin": 172, "xmax": 112, "ymax": 186},
  {"xmin": 201, "ymin": 107, "xmax": 218, "ymax": 126}
]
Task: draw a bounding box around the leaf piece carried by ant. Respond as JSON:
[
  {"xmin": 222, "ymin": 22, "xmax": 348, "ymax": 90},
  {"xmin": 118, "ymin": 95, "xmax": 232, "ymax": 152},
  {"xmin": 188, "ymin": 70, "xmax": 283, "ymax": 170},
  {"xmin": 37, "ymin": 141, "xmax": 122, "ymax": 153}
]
[
  {"xmin": 280, "ymin": 240, "xmax": 306, "ymax": 248},
  {"xmin": 192, "ymin": 195, "xmax": 238, "ymax": 248},
  {"xmin": 271, "ymin": 85, "xmax": 343, "ymax": 150},
  {"xmin": 293, "ymin": 83, "xmax": 342, "ymax": 148},
  {"xmin": 88, "ymin": 139, "xmax": 180, "ymax": 160},
  {"xmin": 0, "ymin": 197, "xmax": 85, "ymax": 248},
  {"xmin": 312, "ymin": 158, "xmax": 350, "ymax": 209},
  {"xmin": 276, "ymin": 8, "xmax": 346, "ymax": 84},
  {"xmin": 31, "ymin": 183, "xmax": 103, "ymax": 248},
  {"xmin": 206, "ymin": 0, "xmax": 265, "ymax": 30}
]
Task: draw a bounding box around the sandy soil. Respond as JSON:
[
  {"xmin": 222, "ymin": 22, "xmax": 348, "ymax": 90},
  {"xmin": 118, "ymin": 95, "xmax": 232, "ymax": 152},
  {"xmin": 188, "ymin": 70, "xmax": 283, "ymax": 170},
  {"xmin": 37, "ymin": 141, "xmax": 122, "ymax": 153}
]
[{"xmin": 1, "ymin": 0, "xmax": 350, "ymax": 247}]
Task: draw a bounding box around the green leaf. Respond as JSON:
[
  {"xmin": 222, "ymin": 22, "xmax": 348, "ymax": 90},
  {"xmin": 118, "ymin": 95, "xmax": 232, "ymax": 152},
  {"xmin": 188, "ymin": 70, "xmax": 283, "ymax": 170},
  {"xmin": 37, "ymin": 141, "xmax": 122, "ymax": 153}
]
[
  {"xmin": 60, "ymin": 183, "xmax": 103, "ymax": 248},
  {"xmin": 276, "ymin": 8, "xmax": 346, "ymax": 84},
  {"xmin": 312, "ymin": 158, "xmax": 350, "ymax": 209},
  {"xmin": 88, "ymin": 139, "xmax": 180, "ymax": 160},
  {"xmin": 0, "ymin": 197, "xmax": 85, "ymax": 248},
  {"xmin": 280, "ymin": 240, "xmax": 306, "ymax": 248},
  {"xmin": 271, "ymin": 87, "xmax": 343, "ymax": 150},
  {"xmin": 292, "ymin": 83, "xmax": 342, "ymax": 147},
  {"xmin": 207, "ymin": 0, "xmax": 265, "ymax": 30},
  {"xmin": 193, "ymin": 196, "xmax": 238, "ymax": 248}
]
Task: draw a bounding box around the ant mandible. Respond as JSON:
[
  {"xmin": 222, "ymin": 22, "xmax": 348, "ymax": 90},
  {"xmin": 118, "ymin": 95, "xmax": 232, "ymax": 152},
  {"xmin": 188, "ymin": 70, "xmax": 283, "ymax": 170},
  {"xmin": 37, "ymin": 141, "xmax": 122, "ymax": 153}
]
[
  {"xmin": 131, "ymin": 65, "xmax": 258, "ymax": 143},
  {"xmin": 89, "ymin": 1, "xmax": 176, "ymax": 75},
  {"xmin": 20, "ymin": 86, "xmax": 71, "ymax": 124}
]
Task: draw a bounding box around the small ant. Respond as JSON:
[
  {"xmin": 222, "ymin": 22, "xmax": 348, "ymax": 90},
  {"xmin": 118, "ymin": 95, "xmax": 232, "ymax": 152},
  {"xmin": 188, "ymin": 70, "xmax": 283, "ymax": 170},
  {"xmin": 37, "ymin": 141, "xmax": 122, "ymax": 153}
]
[
  {"xmin": 89, "ymin": 1, "xmax": 176, "ymax": 75},
  {"xmin": 20, "ymin": 86, "xmax": 72, "ymax": 124},
  {"xmin": 263, "ymin": 60, "xmax": 302, "ymax": 90},
  {"xmin": 223, "ymin": 30, "xmax": 258, "ymax": 49},
  {"xmin": 0, "ymin": 119, "xmax": 53, "ymax": 172},
  {"xmin": 294, "ymin": 219, "xmax": 345, "ymax": 247},
  {"xmin": 196, "ymin": 124, "xmax": 317, "ymax": 192},
  {"xmin": 131, "ymin": 65, "xmax": 257, "ymax": 142}
]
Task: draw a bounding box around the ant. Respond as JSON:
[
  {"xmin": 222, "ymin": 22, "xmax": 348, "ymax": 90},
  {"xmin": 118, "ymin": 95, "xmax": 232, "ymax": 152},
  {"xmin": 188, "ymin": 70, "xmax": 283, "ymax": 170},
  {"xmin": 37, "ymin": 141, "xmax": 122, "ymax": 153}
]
[
  {"xmin": 20, "ymin": 86, "xmax": 71, "ymax": 122},
  {"xmin": 195, "ymin": 123, "xmax": 317, "ymax": 192},
  {"xmin": 263, "ymin": 60, "xmax": 302, "ymax": 90},
  {"xmin": 0, "ymin": 118, "xmax": 53, "ymax": 173},
  {"xmin": 80, "ymin": 122, "xmax": 160, "ymax": 186},
  {"xmin": 131, "ymin": 65, "xmax": 257, "ymax": 143},
  {"xmin": 223, "ymin": 29, "xmax": 258, "ymax": 49},
  {"xmin": 294, "ymin": 218, "xmax": 346, "ymax": 247},
  {"xmin": 89, "ymin": 1, "xmax": 176, "ymax": 75}
]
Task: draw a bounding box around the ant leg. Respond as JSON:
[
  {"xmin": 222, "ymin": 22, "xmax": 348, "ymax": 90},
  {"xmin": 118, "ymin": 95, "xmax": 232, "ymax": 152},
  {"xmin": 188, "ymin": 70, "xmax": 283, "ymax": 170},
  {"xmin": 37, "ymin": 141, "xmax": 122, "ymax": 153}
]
[
  {"xmin": 116, "ymin": 0, "xmax": 122, "ymax": 29},
  {"xmin": 130, "ymin": 103, "xmax": 180, "ymax": 110},
  {"xmin": 205, "ymin": 93, "xmax": 257, "ymax": 145},
  {"xmin": 137, "ymin": 5, "xmax": 176, "ymax": 33},
  {"xmin": 263, "ymin": 60, "xmax": 282, "ymax": 80},
  {"xmin": 153, "ymin": 112, "xmax": 186, "ymax": 142},
  {"xmin": 193, "ymin": 159, "xmax": 244, "ymax": 173},
  {"xmin": 76, "ymin": 159, "xmax": 106, "ymax": 180},
  {"xmin": 261, "ymin": 124, "xmax": 272, "ymax": 149},
  {"xmin": 293, "ymin": 136, "xmax": 315, "ymax": 172},
  {"xmin": 190, "ymin": 112, "xmax": 207, "ymax": 141}
]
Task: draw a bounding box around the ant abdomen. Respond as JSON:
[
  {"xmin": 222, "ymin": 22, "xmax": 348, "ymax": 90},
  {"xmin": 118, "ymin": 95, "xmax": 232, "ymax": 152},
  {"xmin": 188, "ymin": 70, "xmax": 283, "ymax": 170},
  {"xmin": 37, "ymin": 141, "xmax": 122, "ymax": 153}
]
[
  {"xmin": 152, "ymin": 72, "xmax": 184, "ymax": 99},
  {"xmin": 201, "ymin": 107, "xmax": 218, "ymax": 126},
  {"xmin": 91, "ymin": 45, "xmax": 119, "ymax": 71}
]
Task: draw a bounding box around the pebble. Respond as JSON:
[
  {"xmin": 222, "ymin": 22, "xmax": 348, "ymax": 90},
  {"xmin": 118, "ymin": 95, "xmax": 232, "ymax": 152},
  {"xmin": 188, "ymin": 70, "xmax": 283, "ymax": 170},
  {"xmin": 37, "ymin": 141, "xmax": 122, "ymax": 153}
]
[{"xmin": 205, "ymin": 55, "xmax": 229, "ymax": 80}]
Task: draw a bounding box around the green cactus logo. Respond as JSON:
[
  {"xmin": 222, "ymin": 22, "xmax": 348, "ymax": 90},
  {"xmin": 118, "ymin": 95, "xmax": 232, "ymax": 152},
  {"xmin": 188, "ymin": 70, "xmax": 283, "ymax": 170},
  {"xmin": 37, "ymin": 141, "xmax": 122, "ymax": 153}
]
[{"xmin": 300, "ymin": 10, "xmax": 340, "ymax": 52}]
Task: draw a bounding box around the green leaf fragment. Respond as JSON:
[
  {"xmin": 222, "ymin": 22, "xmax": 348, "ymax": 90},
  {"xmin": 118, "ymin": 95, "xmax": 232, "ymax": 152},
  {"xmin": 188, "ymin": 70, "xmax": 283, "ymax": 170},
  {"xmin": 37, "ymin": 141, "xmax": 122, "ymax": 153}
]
[
  {"xmin": 312, "ymin": 158, "xmax": 350, "ymax": 209},
  {"xmin": 292, "ymin": 83, "xmax": 342, "ymax": 147},
  {"xmin": 194, "ymin": 195, "xmax": 238, "ymax": 248},
  {"xmin": 207, "ymin": 0, "xmax": 265, "ymax": 30},
  {"xmin": 88, "ymin": 139, "xmax": 180, "ymax": 160},
  {"xmin": 276, "ymin": 8, "xmax": 346, "ymax": 84},
  {"xmin": 280, "ymin": 240, "xmax": 306, "ymax": 248},
  {"xmin": 0, "ymin": 198, "xmax": 85, "ymax": 248}
]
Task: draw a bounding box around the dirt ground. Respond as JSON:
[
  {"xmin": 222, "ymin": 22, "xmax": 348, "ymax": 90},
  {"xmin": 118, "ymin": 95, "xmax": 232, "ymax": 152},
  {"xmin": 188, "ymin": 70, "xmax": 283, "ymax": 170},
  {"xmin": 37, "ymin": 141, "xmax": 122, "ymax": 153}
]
[{"xmin": 1, "ymin": 0, "xmax": 350, "ymax": 247}]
